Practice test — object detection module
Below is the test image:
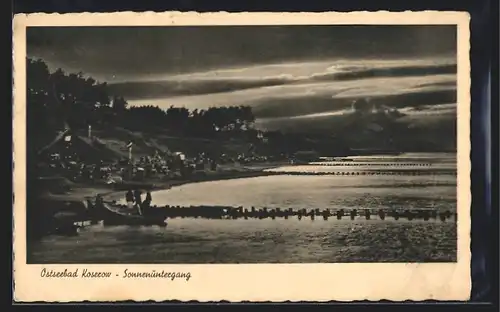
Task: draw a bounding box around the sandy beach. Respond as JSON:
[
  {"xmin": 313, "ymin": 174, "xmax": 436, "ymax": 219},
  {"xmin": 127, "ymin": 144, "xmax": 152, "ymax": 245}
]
[{"xmin": 84, "ymin": 162, "xmax": 291, "ymax": 203}]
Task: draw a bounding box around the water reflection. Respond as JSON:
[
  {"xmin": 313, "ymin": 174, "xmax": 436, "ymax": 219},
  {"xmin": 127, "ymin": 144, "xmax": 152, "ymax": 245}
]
[
  {"xmin": 30, "ymin": 218, "xmax": 457, "ymax": 263},
  {"xmin": 146, "ymin": 175, "xmax": 456, "ymax": 211}
]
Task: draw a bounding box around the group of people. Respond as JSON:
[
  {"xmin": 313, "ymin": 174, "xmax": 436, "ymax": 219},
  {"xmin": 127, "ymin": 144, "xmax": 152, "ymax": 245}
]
[{"xmin": 125, "ymin": 189, "xmax": 153, "ymax": 215}]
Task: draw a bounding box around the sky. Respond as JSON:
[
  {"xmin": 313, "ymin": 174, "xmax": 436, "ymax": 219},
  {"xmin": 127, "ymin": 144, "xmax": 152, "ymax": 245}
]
[{"xmin": 27, "ymin": 25, "xmax": 457, "ymax": 133}]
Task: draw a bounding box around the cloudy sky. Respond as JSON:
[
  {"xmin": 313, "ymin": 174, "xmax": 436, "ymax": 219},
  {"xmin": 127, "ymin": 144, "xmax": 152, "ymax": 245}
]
[{"xmin": 27, "ymin": 26, "xmax": 457, "ymax": 132}]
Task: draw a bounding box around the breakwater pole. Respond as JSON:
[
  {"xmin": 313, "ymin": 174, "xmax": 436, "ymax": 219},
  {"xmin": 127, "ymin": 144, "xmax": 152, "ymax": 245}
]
[
  {"xmin": 274, "ymin": 162, "xmax": 457, "ymax": 176},
  {"xmin": 268, "ymin": 170, "xmax": 456, "ymax": 176},
  {"xmin": 41, "ymin": 205, "xmax": 456, "ymax": 239},
  {"xmin": 310, "ymin": 162, "xmax": 434, "ymax": 167},
  {"xmin": 110, "ymin": 204, "xmax": 457, "ymax": 222}
]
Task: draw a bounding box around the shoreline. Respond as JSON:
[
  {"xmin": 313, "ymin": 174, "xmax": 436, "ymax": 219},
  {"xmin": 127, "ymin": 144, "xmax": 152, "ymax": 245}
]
[
  {"xmin": 42, "ymin": 155, "xmax": 457, "ymax": 205},
  {"xmin": 27, "ymin": 162, "xmax": 290, "ymax": 235},
  {"xmin": 100, "ymin": 160, "xmax": 456, "ymax": 203},
  {"xmin": 102, "ymin": 162, "xmax": 288, "ymax": 202}
]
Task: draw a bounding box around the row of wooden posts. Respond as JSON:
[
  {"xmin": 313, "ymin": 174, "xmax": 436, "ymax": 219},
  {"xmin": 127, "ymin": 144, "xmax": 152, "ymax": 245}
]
[
  {"xmin": 270, "ymin": 171, "xmax": 455, "ymax": 176},
  {"xmin": 311, "ymin": 163, "xmax": 433, "ymax": 167},
  {"xmin": 141, "ymin": 205, "xmax": 457, "ymax": 222}
]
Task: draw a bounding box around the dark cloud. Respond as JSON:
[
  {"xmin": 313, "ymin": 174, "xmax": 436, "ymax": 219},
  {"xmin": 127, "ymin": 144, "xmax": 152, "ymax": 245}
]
[
  {"xmin": 107, "ymin": 62, "xmax": 456, "ymax": 99},
  {"xmin": 251, "ymin": 88, "xmax": 456, "ymax": 119},
  {"xmin": 107, "ymin": 77, "xmax": 293, "ymax": 100},
  {"xmin": 311, "ymin": 64, "xmax": 456, "ymax": 82},
  {"xmin": 27, "ymin": 25, "xmax": 457, "ymax": 79},
  {"xmin": 414, "ymin": 80, "xmax": 457, "ymax": 89}
]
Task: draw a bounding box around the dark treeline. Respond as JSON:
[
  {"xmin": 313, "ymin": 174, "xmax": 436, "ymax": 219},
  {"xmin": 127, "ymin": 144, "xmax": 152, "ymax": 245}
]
[
  {"xmin": 124, "ymin": 105, "xmax": 256, "ymax": 139},
  {"xmin": 27, "ymin": 58, "xmax": 257, "ymax": 143},
  {"xmin": 27, "ymin": 58, "xmax": 353, "ymax": 160}
]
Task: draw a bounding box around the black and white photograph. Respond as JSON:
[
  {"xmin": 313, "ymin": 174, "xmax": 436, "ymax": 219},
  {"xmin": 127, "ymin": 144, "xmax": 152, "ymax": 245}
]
[{"xmin": 22, "ymin": 22, "xmax": 462, "ymax": 265}]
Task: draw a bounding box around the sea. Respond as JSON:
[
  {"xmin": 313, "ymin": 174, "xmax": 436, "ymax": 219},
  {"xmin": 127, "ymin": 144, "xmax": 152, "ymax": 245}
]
[{"xmin": 28, "ymin": 153, "xmax": 458, "ymax": 263}]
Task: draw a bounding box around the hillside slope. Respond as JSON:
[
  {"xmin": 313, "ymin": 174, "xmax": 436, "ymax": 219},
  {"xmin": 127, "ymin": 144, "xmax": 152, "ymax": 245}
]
[{"xmin": 72, "ymin": 127, "xmax": 254, "ymax": 160}]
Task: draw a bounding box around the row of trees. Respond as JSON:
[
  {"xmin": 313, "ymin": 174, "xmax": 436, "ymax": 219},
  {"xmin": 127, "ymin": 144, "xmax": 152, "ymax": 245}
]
[
  {"xmin": 122, "ymin": 105, "xmax": 255, "ymax": 138},
  {"xmin": 26, "ymin": 57, "xmax": 354, "ymax": 159},
  {"xmin": 27, "ymin": 58, "xmax": 257, "ymax": 142}
]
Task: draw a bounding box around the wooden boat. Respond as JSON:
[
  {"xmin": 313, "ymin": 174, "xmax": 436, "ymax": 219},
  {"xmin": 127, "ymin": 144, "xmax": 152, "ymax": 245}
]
[{"xmin": 99, "ymin": 202, "xmax": 168, "ymax": 227}]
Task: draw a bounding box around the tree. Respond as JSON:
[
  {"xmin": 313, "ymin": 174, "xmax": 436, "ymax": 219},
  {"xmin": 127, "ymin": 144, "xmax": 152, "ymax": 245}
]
[
  {"xmin": 27, "ymin": 58, "xmax": 263, "ymax": 144},
  {"xmin": 112, "ymin": 96, "xmax": 128, "ymax": 111}
]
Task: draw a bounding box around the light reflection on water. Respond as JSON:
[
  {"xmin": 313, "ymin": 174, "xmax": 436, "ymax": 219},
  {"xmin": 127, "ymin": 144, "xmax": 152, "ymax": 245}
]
[
  {"xmin": 146, "ymin": 154, "xmax": 456, "ymax": 211},
  {"xmin": 30, "ymin": 218, "xmax": 457, "ymax": 263},
  {"xmin": 149, "ymin": 175, "xmax": 456, "ymax": 211},
  {"xmin": 29, "ymin": 153, "xmax": 458, "ymax": 263}
]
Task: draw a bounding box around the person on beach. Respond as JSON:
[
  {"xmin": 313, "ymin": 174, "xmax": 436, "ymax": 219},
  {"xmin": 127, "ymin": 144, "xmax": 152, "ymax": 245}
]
[
  {"xmin": 134, "ymin": 189, "xmax": 143, "ymax": 215},
  {"xmin": 141, "ymin": 191, "xmax": 153, "ymax": 216},
  {"xmin": 145, "ymin": 191, "xmax": 152, "ymax": 203},
  {"xmin": 95, "ymin": 194, "xmax": 103, "ymax": 206},
  {"xmin": 125, "ymin": 190, "xmax": 134, "ymax": 210},
  {"xmin": 93, "ymin": 194, "xmax": 104, "ymax": 216}
]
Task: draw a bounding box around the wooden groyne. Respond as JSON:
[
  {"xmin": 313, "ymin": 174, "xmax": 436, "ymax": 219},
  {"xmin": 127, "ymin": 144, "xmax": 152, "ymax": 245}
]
[
  {"xmin": 109, "ymin": 204, "xmax": 457, "ymax": 222},
  {"xmin": 36, "ymin": 204, "xmax": 457, "ymax": 238},
  {"xmin": 309, "ymin": 162, "xmax": 434, "ymax": 167},
  {"xmin": 266, "ymin": 170, "xmax": 456, "ymax": 176}
]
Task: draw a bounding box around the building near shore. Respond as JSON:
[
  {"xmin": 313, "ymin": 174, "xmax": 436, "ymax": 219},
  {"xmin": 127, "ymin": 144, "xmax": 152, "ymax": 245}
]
[{"xmin": 37, "ymin": 129, "xmax": 116, "ymax": 163}]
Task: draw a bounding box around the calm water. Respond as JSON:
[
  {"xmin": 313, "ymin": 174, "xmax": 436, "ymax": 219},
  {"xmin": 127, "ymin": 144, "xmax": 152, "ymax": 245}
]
[
  {"xmin": 148, "ymin": 175, "xmax": 455, "ymax": 211},
  {"xmin": 29, "ymin": 153, "xmax": 458, "ymax": 263},
  {"xmin": 146, "ymin": 153, "xmax": 456, "ymax": 211}
]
